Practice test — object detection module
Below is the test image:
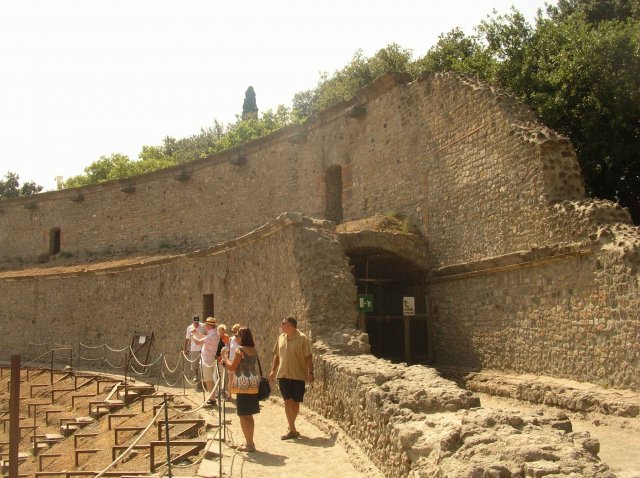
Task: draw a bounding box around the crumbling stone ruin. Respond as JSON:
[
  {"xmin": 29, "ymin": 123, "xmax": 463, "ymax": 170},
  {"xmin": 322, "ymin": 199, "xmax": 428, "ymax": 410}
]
[{"xmin": 1, "ymin": 72, "xmax": 638, "ymax": 476}]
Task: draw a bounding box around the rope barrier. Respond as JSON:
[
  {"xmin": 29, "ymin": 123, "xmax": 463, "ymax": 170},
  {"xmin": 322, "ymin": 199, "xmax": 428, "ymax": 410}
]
[
  {"xmin": 128, "ymin": 346, "xmax": 163, "ymax": 368},
  {"xmin": 129, "ymin": 362, "xmax": 148, "ymax": 376},
  {"xmin": 160, "ymin": 370, "xmax": 183, "ymax": 387},
  {"xmin": 182, "ymin": 350, "xmax": 200, "ymax": 363},
  {"xmin": 182, "ymin": 374, "xmax": 199, "ymax": 385},
  {"xmin": 78, "ymin": 342, "xmax": 105, "ymax": 350},
  {"xmin": 162, "ymin": 354, "xmax": 182, "ymax": 373},
  {"xmin": 22, "ymin": 338, "xmax": 227, "ymax": 399},
  {"xmin": 168, "ymin": 374, "xmax": 221, "ymax": 414},
  {"xmin": 103, "ymin": 358, "xmax": 126, "ymax": 370},
  {"xmin": 76, "ymin": 355, "xmax": 105, "ymax": 362},
  {"xmin": 93, "ymin": 402, "xmax": 166, "ymax": 478},
  {"xmin": 79, "ymin": 342, "xmax": 129, "ymax": 353}
]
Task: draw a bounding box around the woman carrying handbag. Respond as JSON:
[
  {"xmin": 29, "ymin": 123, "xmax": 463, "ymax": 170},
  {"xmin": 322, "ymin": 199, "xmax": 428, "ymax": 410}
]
[{"xmin": 222, "ymin": 327, "xmax": 260, "ymax": 452}]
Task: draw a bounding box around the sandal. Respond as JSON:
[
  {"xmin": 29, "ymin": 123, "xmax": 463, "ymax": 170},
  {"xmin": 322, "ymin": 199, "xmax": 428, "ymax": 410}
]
[
  {"xmin": 280, "ymin": 430, "xmax": 300, "ymax": 440},
  {"xmin": 237, "ymin": 444, "xmax": 256, "ymax": 452}
]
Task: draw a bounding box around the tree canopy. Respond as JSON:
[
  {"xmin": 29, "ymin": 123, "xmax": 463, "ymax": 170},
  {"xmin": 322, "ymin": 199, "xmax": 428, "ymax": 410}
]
[
  {"xmin": 55, "ymin": 106, "xmax": 294, "ymax": 190},
  {"xmin": 414, "ymin": 3, "xmax": 640, "ymax": 222},
  {"xmin": 0, "ymin": 171, "xmax": 43, "ymax": 199}
]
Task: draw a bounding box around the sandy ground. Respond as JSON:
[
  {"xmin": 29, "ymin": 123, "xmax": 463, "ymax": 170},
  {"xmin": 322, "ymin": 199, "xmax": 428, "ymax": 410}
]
[
  {"xmin": 477, "ymin": 392, "xmax": 640, "ymax": 478},
  {"xmin": 170, "ymin": 386, "xmax": 383, "ymax": 478},
  {"xmin": 3, "ymin": 368, "xmax": 636, "ymax": 477}
]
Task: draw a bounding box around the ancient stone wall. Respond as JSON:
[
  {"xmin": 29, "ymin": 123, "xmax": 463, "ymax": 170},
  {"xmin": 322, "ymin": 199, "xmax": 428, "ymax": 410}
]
[
  {"xmin": 429, "ymin": 221, "xmax": 640, "ymax": 390},
  {"xmin": 0, "ymin": 214, "xmax": 368, "ymax": 362},
  {"xmin": 0, "ymin": 72, "xmax": 612, "ymax": 267},
  {"xmin": 308, "ymin": 353, "xmax": 614, "ymax": 477},
  {"xmin": 0, "ymin": 71, "xmax": 638, "ymax": 392},
  {"xmin": 0, "ymin": 214, "xmax": 618, "ymax": 477}
]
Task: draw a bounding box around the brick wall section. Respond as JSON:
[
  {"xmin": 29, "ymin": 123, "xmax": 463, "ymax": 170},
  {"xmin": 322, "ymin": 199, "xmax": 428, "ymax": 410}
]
[
  {"xmin": 0, "ymin": 214, "xmax": 300, "ymax": 360},
  {"xmin": 430, "ymin": 249, "xmax": 640, "ymax": 390}
]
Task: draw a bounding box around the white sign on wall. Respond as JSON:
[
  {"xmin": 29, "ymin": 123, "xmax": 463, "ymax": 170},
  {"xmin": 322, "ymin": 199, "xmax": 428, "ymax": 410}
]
[{"xmin": 403, "ymin": 296, "xmax": 415, "ymax": 316}]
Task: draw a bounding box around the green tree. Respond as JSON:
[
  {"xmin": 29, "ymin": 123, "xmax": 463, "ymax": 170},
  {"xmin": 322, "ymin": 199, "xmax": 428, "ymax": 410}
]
[
  {"xmin": 306, "ymin": 43, "xmax": 414, "ymax": 114},
  {"xmin": 57, "ymin": 153, "xmax": 132, "ymax": 189},
  {"xmin": 0, "ymin": 171, "xmax": 43, "ymax": 199},
  {"xmin": 242, "ymin": 86, "xmax": 258, "ymax": 119},
  {"xmin": 548, "ymin": 0, "xmax": 640, "ymax": 22},
  {"xmin": 414, "ymin": 8, "xmax": 640, "ymax": 222},
  {"xmin": 412, "ymin": 28, "xmax": 494, "ymax": 78},
  {"xmin": 209, "ymin": 106, "xmax": 293, "ymax": 154},
  {"xmin": 55, "ymin": 107, "xmax": 295, "ymax": 189}
]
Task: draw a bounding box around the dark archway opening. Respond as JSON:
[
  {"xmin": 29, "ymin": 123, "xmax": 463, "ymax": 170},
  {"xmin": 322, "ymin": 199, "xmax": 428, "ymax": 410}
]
[{"xmin": 348, "ymin": 248, "xmax": 431, "ymax": 364}]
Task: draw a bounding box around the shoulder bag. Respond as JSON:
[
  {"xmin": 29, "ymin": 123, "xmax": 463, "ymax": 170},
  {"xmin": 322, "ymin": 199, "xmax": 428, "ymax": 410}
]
[{"xmin": 257, "ymin": 356, "xmax": 271, "ymax": 401}]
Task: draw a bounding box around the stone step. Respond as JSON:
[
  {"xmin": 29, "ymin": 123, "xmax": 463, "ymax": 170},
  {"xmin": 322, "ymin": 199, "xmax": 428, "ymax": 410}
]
[
  {"xmin": 60, "ymin": 416, "xmax": 95, "ymax": 435},
  {"xmin": 0, "ymin": 451, "xmax": 30, "ymax": 469},
  {"xmin": 60, "ymin": 423, "xmax": 79, "ymax": 436},
  {"xmin": 31, "ymin": 441, "xmax": 49, "ymax": 455}
]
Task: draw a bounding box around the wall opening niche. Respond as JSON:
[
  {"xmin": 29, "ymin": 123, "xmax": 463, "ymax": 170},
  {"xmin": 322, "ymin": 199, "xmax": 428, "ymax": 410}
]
[
  {"xmin": 325, "ymin": 165, "xmax": 343, "ymax": 224},
  {"xmin": 49, "ymin": 227, "xmax": 61, "ymax": 255},
  {"xmin": 203, "ymin": 294, "xmax": 214, "ymax": 319}
]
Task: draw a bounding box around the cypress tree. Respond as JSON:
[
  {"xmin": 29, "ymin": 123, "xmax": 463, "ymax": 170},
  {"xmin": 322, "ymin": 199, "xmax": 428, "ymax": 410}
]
[{"xmin": 242, "ymin": 86, "xmax": 258, "ymax": 119}]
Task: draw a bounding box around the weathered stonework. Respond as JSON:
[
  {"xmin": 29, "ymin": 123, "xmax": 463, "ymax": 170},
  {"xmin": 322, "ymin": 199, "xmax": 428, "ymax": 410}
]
[
  {"xmin": 0, "ymin": 71, "xmax": 639, "ymax": 476},
  {"xmin": 0, "ymin": 214, "xmax": 624, "ymax": 476},
  {"xmin": 309, "ymin": 354, "xmax": 614, "ymax": 478}
]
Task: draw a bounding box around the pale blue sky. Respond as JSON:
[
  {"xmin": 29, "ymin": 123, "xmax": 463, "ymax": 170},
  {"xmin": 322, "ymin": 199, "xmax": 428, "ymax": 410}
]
[{"xmin": 0, "ymin": 0, "xmax": 548, "ymax": 190}]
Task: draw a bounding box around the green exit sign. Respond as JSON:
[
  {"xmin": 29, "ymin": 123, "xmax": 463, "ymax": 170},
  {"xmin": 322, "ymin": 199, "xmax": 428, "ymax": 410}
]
[{"xmin": 357, "ymin": 294, "xmax": 373, "ymax": 312}]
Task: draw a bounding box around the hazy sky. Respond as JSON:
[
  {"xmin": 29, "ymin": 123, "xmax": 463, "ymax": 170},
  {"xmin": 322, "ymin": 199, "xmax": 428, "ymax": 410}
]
[{"xmin": 0, "ymin": 0, "xmax": 548, "ymax": 190}]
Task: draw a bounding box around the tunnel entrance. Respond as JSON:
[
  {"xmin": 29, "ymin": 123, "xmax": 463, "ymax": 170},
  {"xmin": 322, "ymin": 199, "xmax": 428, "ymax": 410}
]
[{"xmin": 348, "ymin": 249, "xmax": 431, "ymax": 364}]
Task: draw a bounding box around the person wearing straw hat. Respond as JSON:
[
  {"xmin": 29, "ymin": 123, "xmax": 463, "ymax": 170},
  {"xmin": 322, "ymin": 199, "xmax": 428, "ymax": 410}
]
[
  {"xmin": 191, "ymin": 317, "xmax": 220, "ymax": 406},
  {"xmin": 184, "ymin": 315, "xmax": 205, "ymax": 383}
]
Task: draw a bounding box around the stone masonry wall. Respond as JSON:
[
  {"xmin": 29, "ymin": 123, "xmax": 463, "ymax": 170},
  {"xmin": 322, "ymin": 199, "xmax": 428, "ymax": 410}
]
[
  {"xmin": 0, "ymin": 72, "xmax": 618, "ymax": 270},
  {"xmin": 1, "ymin": 71, "xmax": 638, "ymax": 394},
  {"xmin": 429, "ymin": 233, "xmax": 640, "ymax": 390},
  {"xmin": 0, "ymin": 213, "xmax": 617, "ymax": 477},
  {"xmin": 308, "ymin": 353, "xmax": 614, "ymax": 478},
  {"xmin": 0, "ymin": 213, "xmax": 356, "ymax": 363}
]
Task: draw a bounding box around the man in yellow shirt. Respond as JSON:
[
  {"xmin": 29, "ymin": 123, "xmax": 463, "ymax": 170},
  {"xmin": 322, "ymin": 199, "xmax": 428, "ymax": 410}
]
[{"xmin": 269, "ymin": 316, "xmax": 314, "ymax": 440}]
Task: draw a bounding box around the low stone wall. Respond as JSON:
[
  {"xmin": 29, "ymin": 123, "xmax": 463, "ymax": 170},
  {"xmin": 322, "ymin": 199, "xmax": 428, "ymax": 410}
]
[
  {"xmin": 307, "ymin": 353, "xmax": 614, "ymax": 477},
  {"xmin": 440, "ymin": 367, "xmax": 640, "ymax": 418}
]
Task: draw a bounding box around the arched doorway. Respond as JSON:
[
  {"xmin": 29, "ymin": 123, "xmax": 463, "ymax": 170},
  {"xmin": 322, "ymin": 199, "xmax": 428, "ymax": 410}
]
[{"xmin": 348, "ymin": 248, "xmax": 431, "ymax": 364}]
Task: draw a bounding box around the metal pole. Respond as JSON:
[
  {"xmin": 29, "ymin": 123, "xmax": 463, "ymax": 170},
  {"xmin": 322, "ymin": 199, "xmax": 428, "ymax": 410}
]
[
  {"xmin": 9, "ymin": 355, "xmax": 21, "ymax": 478},
  {"xmin": 163, "ymin": 393, "xmax": 172, "ymax": 477},
  {"xmin": 50, "ymin": 350, "xmax": 54, "ymax": 385},
  {"xmin": 124, "ymin": 351, "xmax": 129, "ymax": 401},
  {"xmin": 218, "ymin": 365, "xmax": 222, "ymax": 478},
  {"xmin": 181, "ymin": 353, "xmax": 185, "ymax": 396},
  {"xmin": 221, "ymin": 367, "xmax": 226, "ymax": 441}
]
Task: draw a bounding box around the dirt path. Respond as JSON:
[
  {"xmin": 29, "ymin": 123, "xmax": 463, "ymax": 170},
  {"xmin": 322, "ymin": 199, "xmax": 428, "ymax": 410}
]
[
  {"xmin": 168, "ymin": 386, "xmax": 383, "ymax": 478},
  {"xmin": 477, "ymin": 392, "xmax": 640, "ymax": 478}
]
